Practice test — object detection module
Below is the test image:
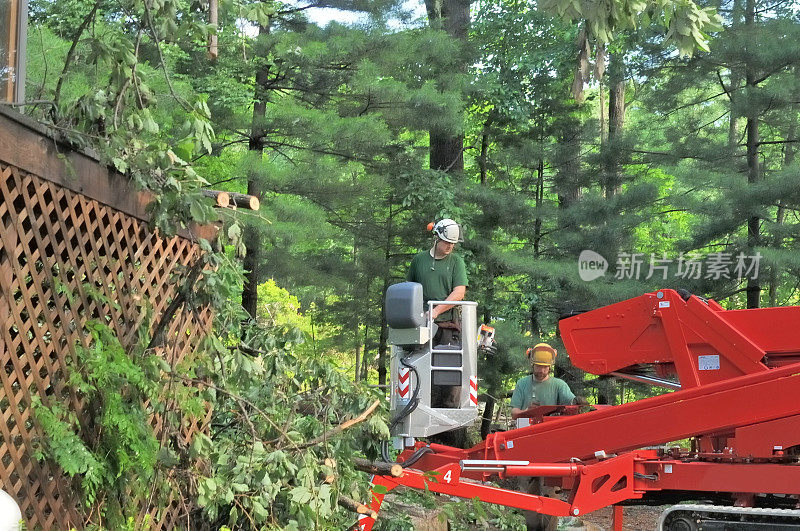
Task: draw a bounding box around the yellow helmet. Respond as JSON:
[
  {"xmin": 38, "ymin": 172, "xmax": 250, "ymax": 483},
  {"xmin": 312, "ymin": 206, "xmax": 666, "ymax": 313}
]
[{"xmin": 526, "ymin": 343, "xmax": 557, "ymax": 366}]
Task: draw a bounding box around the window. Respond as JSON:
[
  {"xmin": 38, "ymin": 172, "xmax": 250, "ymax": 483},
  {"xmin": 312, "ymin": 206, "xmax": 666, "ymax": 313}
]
[{"xmin": 1, "ymin": 0, "xmax": 26, "ymax": 104}]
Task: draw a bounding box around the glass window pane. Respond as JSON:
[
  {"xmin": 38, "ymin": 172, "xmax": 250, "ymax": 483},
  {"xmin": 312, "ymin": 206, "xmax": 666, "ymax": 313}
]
[{"xmin": 0, "ymin": 0, "xmax": 17, "ymax": 102}]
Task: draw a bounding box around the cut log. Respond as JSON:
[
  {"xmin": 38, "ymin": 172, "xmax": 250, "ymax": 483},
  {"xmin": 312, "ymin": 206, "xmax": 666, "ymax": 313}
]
[
  {"xmin": 201, "ymin": 190, "xmax": 230, "ymax": 207},
  {"xmin": 229, "ymin": 192, "xmax": 260, "ymax": 211},
  {"xmin": 338, "ymin": 495, "xmax": 378, "ymax": 519},
  {"xmin": 353, "ymin": 458, "xmax": 403, "ymax": 477}
]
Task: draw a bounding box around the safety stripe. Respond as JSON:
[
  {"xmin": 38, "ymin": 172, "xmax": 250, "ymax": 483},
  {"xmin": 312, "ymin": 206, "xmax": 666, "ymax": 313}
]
[
  {"xmin": 398, "ymin": 367, "xmax": 411, "ymax": 398},
  {"xmin": 469, "ymin": 375, "xmax": 478, "ymax": 406}
]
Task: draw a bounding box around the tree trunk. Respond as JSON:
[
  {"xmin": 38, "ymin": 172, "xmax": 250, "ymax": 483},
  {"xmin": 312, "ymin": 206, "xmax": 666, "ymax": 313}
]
[
  {"xmin": 479, "ymin": 116, "xmax": 491, "ymax": 184},
  {"xmin": 605, "ymin": 52, "xmax": 625, "ymax": 198},
  {"xmin": 534, "ymin": 159, "xmax": 543, "ymax": 257},
  {"xmin": 555, "ymin": 123, "xmax": 582, "ymax": 207},
  {"xmin": 479, "ymin": 271, "xmax": 494, "ymax": 438},
  {"xmin": 728, "ymin": 0, "xmax": 743, "ymax": 148},
  {"xmin": 378, "ymin": 203, "xmax": 396, "ymax": 388},
  {"xmin": 530, "ymin": 301, "xmax": 540, "ymax": 338},
  {"xmin": 769, "ymin": 119, "xmax": 793, "ymax": 306},
  {"xmin": 378, "ymin": 276, "xmax": 390, "ymax": 386},
  {"xmin": 596, "ymin": 376, "xmax": 615, "ymax": 405},
  {"xmin": 480, "ymin": 396, "xmax": 495, "ymax": 439},
  {"xmin": 242, "ymin": 23, "xmax": 271, "ymax": 319},
  {"xmin": 599, "ymin": 80, "xmax": 606, "ymax": 147},
  {"xmin": 745, "ymin": 0, "xmax": 760, "ymax": 309},
  {"xmin": 362, "ymin": 322, "xmax": 371, "ymax": 381},
  {"xmin": 208, "ymin": 0, "xmax": 218, "ymax": 60},
  {"xmin": 425, "ymin": 0, "xmax": 470, "ymax": 173},
  {"xmin": 354, "ymin": 327, "xmax": 362, "ymax": 382}
]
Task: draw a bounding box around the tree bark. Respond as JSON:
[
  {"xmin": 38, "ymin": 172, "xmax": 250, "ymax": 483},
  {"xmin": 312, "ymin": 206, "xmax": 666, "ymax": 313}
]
[
  {"xmin": 556, "ymin": 123, "xmax": 582, "ymax": 207},
  {"xmin": 378, "ymin": 203, "xmax": 397, "ymax": 387},
  {"xmin": 378, "ymin": 275, "xmax": 390, "ymax": 386},
  {"xmin": 229, "ymin": 192, "xmax": 260, "ymax": 210},
  {"xmin": 354, "ymin": 327, "xmax": 362, "ymax": 382},
  {"xmin": 480, "ymin": 396, "xmax": 495, "ymax": 439}
]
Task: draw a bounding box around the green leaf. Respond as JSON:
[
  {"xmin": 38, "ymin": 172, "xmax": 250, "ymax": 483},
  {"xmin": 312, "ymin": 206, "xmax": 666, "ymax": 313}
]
[{"xmin": 157, "ymin": 447, "xmax": 179, "ymax": 467}]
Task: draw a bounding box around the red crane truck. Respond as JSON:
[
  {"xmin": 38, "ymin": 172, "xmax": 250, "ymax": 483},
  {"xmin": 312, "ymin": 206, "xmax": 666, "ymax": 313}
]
[{"xmin": 357, "ymin": 288, "xmax": 800, "ymax": 530}]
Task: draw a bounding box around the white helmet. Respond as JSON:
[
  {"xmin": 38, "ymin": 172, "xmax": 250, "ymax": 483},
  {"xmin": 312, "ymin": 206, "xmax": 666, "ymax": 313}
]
[{"xmin": 432, "ymin": 219, "xmax": 463, "ymax": 243}]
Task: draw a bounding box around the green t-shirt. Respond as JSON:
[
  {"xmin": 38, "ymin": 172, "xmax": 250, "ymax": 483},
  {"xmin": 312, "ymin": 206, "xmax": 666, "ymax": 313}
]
[
  {"xmin": 510, "ymin": 375, "xmax": 575, "ymax": 410},
  {"xmin": 406, "ymin": 250, "xmax": 468, "ymax": 322}
]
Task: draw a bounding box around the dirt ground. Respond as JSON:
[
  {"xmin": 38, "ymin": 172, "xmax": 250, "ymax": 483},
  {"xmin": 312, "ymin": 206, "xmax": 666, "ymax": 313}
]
[{"xmin": 574, "ymin": 505, "xmax": 665, "ymax": 530}]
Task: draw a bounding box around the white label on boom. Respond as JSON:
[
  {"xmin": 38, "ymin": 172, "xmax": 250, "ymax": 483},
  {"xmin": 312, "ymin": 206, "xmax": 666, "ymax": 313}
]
[{"xmin": 698, "ymin": 355, "xmax": 720, "ymax": 370}]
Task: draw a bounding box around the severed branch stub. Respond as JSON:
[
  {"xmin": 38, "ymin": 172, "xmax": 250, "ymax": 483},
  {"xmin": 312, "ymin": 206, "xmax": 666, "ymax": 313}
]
[
  {"xmin": 338, "ymin": 495, "xmax": 378, "ymax": 519},
  {"xmin": 353, "ymin": 457, "xmax": 403, "ymax": 478},
  {"xmin": 322, "ymin": 457, "xmax": 336, "ymax": 484},
  {"xmin": 202, "ymin": 189, "xmax": 230, "ymax": 207}
]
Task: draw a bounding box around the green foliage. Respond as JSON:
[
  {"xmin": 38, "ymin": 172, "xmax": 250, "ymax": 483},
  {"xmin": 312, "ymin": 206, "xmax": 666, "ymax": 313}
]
[
  {"xmin": 441, "ymin": 498, "xmax": 526, "ymax": 530},
  {"xmin": 540, "ymin": 0, "xmax": 721, "ymax": 54},
  {"xmin": 32, "ymin": 319, "xmax": 163, "ymax": 525},
  {"xmin": 194, "ymin": 274, "xmax": 390, "ymax": 528},
  {"xmin": 257, "ymin": 279, "xmax": 315, "ymax": 335}
]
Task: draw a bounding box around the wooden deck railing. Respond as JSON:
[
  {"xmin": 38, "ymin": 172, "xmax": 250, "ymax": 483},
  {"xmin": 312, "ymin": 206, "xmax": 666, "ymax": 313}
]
[{"xmin": 0, "ymin": 108, "xmax": 213, "ymax": 528}]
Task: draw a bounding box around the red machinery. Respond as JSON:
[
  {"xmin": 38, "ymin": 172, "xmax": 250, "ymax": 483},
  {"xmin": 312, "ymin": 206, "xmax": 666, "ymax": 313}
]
[{"xmin": 357, "ymin": 289, "xmax": 800, "ymax": 530}]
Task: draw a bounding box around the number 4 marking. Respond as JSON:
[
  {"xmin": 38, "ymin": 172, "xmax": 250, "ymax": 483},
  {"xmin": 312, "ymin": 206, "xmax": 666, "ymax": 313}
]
[{"xmin": 443, "ymin": 470, "xmax": 452, "ymax": 483}]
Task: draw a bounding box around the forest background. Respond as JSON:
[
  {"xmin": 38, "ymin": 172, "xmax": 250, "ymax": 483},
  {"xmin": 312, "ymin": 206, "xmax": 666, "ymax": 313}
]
[{"xmin": 6, "ymin": 0, "xmax": 800, "ymax": 526}]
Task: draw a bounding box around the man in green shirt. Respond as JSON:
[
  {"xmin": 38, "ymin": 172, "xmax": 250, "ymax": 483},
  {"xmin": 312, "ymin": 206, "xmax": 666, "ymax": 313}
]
[
  {"xmin": 406, "ymin": 218, "xmax": 468, "ymax": 337},
  {"xmin": 510, "ymin": 342, "xmax": 587, "ymax": 531},
  {"xmin": 510, "ymin": 343, "xmax": 587, "ymax": 418},
  {"xmin": 407, "ymin": 219, "xmax": 468, "ymax": 411}
]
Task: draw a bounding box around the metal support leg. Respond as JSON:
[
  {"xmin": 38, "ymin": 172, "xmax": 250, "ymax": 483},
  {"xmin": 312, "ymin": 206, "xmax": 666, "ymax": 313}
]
[{"xmin": 612, "ymin": 504, "xmax": 624, "ymax": 531}]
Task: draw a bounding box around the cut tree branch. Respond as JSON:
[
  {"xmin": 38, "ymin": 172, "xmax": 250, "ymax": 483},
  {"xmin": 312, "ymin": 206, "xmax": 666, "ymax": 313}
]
[
  {"xmin": 297, "ymin": 399, "xmax": 380, "ymax": 449},
  {"xmin": 338, "ymin": 495, "xmax": 378, "ymax": 519}
]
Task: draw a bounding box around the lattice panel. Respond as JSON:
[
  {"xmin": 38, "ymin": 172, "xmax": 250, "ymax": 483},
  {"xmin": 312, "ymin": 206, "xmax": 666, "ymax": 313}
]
[{"xmin": 0, "ymin": 162, "xmax": 213, "ymax": 528}]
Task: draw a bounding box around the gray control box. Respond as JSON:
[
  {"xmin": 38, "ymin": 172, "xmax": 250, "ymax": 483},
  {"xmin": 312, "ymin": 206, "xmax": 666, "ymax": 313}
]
[{"xmin": 385, "ymin": 282, "xmax": 425, "ymax": 329}]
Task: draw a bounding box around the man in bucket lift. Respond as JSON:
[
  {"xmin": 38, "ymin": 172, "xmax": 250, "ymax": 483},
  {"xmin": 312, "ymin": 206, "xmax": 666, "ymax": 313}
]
[{"xmin": 406, "ymin": 219, "xmax": 468, "ymax": 347}]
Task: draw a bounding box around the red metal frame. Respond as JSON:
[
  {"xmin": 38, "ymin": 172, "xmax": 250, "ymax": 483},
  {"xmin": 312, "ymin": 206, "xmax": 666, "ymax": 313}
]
[{"xmin": 356, "ymin": 290, "xmax": 800, "ymax": 529}]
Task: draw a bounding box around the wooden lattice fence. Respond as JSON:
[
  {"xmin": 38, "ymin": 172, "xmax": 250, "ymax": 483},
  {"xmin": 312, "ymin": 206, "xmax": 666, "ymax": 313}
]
[{"xmin": 0, "ymin": 108, "xmax": 214, "ymax": 528}]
